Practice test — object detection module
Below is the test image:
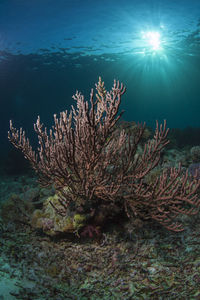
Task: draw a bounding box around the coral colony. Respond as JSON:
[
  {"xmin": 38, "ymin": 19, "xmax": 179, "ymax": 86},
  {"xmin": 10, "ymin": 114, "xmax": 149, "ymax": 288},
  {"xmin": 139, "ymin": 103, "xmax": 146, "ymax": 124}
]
[{"xmin": 8, "ymin": 77, "xmax": 200, "ymax": 235}]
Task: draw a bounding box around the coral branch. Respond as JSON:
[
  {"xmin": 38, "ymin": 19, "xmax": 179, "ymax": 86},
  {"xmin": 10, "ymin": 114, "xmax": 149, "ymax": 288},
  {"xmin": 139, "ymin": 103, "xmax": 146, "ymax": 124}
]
[{"xmin": 8, "ymin": 77, "xmax": 200, "ymax": 232}]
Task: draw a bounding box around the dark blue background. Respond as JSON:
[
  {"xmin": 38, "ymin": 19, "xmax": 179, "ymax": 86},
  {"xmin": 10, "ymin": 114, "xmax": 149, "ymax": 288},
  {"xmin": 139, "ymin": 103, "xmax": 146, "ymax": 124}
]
[{"xmin": 1, "ymin": 0, "xmax": 200, "ymax": 161}]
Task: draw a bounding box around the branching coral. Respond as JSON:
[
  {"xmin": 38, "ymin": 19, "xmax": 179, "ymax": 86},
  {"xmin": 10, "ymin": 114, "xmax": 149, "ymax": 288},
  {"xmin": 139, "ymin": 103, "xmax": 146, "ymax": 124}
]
[{"xmin": 8, "ymin": 77, "xmax": 200, "ymax": 232}]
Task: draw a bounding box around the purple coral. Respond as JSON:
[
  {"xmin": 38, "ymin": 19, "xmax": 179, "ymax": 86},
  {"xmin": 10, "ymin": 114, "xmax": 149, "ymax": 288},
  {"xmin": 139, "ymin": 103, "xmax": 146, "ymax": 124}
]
[
  {"xmin": 188, "ymin": 163, "xmax": 200, "ymax": 179},
  {"xmin": 80, "ymin": 225, "xmax": 101, "ymax": 238}
]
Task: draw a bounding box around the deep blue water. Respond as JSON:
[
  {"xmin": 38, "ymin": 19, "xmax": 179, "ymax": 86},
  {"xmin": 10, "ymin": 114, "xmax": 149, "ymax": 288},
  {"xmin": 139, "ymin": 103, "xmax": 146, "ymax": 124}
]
[{"xmin": 1, "ymin": 0, "xmax": 200, "ymax": 162}]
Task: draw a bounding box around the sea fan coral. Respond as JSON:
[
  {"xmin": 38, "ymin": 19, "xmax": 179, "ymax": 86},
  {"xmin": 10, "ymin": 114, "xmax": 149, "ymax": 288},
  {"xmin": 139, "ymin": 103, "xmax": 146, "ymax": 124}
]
[{"xmin": 8, "ymin": 77, "xmax": 200, "ymax": 232}]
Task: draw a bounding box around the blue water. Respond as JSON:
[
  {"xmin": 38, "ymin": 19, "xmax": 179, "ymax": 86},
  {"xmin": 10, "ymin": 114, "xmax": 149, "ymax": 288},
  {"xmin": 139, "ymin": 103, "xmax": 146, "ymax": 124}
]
[{"xmin": 1, "ymin": 0, "xmax": 200, "ymax": 157}]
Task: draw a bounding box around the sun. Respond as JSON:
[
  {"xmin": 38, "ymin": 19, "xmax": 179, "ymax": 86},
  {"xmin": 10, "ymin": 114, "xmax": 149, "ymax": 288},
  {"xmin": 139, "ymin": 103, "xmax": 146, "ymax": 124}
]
[{"xmin": 141, "ymin": 30, "xmax": 162, "ymax": 52}]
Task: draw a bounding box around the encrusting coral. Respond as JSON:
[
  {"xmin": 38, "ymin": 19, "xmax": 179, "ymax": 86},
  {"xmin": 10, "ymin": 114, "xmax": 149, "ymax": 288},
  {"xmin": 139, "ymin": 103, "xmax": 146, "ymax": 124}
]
[{"xmin": 8, "ymin": 77, "xmax": 200, "ymax": 234}]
